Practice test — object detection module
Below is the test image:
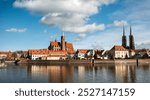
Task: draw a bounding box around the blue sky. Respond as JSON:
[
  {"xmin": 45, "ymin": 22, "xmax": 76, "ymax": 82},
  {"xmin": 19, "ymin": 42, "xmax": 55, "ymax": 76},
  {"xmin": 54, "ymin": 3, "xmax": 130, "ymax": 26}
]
[{"xmin": 0, "ymin": 0, "xmax": 150, "ymax": 51}]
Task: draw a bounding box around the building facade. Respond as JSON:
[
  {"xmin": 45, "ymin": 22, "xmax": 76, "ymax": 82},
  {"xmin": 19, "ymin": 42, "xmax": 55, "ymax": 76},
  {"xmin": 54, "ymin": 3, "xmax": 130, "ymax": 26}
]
[
  {"xmin": 28, "ymin": 49, "xmax": 49, "ymax": 60},
  {"xmin": 110, "ymin": 45, "xmax": 129, "ymax": 59},
  {"xmin": 94, "ymin": 50, "xmax": 110, "ymax": 59},
  {"xmin": 75, "ymin": 49, "xmax": 88, "ymax": 59},
  {"xmin": 28, "ymin": 49, "xmax": 68, "ymax": 60},
  {"xmin": 0, "ymin": 51, "xmax": 13, "ymax": 60},
  {"xmin": 0, "ymin": 52, "xmax": 8, "ymax": 60},
  {"xmin": 28, "ymin": 33, "xmax": 75, "ymax": 60},
  {"xmin": 48, "ymin": 33, "xmax": 74, "ymax": 54},
  {"xmin": 47, "ymin": 51, "xmax": 67, "ymax": 60}
]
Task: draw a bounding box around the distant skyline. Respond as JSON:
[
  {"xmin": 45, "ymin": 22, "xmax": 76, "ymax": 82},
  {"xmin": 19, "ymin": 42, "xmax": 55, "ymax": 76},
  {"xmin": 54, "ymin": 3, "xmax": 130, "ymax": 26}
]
[{"xmin": 0, "ymin": 0, "xmax": 150, "ymax": 51}]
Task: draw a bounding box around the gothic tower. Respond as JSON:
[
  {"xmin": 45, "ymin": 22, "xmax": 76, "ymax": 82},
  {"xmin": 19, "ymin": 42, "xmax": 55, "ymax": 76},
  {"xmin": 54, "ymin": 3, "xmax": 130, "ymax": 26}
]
[
  {"xmin": 129, "ymin": 25, "xmax": 135, "ymax": 50},
  {"xmin": 61, "ymin": 32, "xmax": 66, "ymax": 51},
  {"xmin": 122, "ymin": 26, "xmax": 127, "ymax": 48}
]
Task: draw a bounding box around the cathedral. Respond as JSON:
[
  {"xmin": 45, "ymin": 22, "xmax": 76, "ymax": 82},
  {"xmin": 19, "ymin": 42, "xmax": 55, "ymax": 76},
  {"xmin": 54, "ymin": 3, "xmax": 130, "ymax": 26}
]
[
  {"xmin": 48, "ymin": 32, "xmax": 74, "ymax": 54},
  {"xmin": 122, "ymin": 25, "xmax": 135, "ymax": 50}
]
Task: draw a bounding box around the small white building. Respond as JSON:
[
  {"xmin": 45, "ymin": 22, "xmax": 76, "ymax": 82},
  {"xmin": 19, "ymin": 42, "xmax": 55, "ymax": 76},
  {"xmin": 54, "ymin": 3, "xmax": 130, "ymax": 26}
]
[
  {"xmin": 134, "ymin": 49, "xmax": 150, "ymax": 58},
  {"xmin": 110, "ymin": 45, "xmax": 129, "ymax": 59},
  {"xmin": 129, "ymin": 50, "xmax": 135, "ymax": 58},
  {"xmin": 31, "ymin": 54, "xmax": 47, "ymax": 60},
  {"xmin": 28, "ymin": 49, "xmax": 68, "ymax": 60},
  {"xmin": 76, "ymin": 49, "xmax": 88, "ymax": 59},
  {"xmin": 95, "ymin": 50, "xmax": 110, "ymax": 59},
  {"xmin": 101, "ymin": 50, "xmax": 110, "ymax": 59},
  {"xmin": 86, "ymin": 49, "xmax": 95, "ymax": 59},
  {"xmin": 47, "ymin": 51, "xmax": 67, "ymax": 60},
  {"xmin": 28, "ymin": 49, "xmax": 49, "ymax": 60}
]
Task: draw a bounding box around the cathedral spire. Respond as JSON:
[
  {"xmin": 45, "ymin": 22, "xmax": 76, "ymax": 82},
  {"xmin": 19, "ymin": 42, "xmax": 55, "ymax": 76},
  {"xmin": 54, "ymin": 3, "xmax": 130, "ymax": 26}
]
[
  {"xmin": 130, "ymin": 25, "xmax": 132, "ymax": 35},
  {"xmin": 129, "ymin": 25, "xmax": 135, "ymax": 50},
  {"xmin": 123, "ymin": 25, "xmax": 125, "ymax": 36},
  {"xmin": 61, "ymin": 31, "xmax": 65, "ymax": 51},
  {"xmin": 122, "ymin": 25, "xmax": 127, "ymax": 48}
]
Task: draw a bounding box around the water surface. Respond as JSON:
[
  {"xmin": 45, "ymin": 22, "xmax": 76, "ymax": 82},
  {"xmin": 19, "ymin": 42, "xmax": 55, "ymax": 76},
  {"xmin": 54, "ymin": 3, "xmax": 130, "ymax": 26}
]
[{"xmin": 0, "ymin": 63, "xmax": 150, "ymax": 83}]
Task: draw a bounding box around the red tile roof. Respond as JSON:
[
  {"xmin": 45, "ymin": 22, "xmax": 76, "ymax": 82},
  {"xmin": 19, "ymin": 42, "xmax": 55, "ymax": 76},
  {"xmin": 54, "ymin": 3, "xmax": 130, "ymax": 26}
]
[
  {"xmin": 67, "ymin": 50, "xmax": 75, "ymax": 54},
  {"xmin": 50, "ymin": 42, "xmax": 60, "ymax": 46},
  {"xmin": 66, "ymin": 42, "xmax": 74, "ymax": 54},
  {"xmin": 0, "ymin": 51, "xmax": 12, "ymax": 55},
  {"xmin": 77, "ymin": 49, "xmax": 88, "ymax": 54},
  {"xmin": 28, "ymin": 49, "xmax": 49, "ymax": 55},
  {"xmin": 66, "ymin": 43, "xmax": 73, "ymax": 49},
  {"xmin": 111, "ymin": 45, "xmax": 127, "ymax": 51},
  {"xmin": 49, "ymin": 50, "xmax": 67, "ymax": 56},
  {"xmin": 28, "ymin": 49, "xmax": 68, "ymax": 55}
]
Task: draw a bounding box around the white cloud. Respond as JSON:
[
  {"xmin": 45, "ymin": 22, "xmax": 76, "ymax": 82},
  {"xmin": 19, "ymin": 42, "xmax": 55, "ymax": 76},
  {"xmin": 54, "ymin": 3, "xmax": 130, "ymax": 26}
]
[
  {"xmin": 50, "ymin": 34, "xmax": 58, "ymax": 41},
  {"xmin": 73, "ymin": 24, "xmax": 105, "ymax": 42},
  {"xmin": 113, "ymin": 20, "xmax": 128, "ymax": 27},
  {"xmin": 106, "ymin": 0, "xmax": 150, "ymax": 49},
  {"xmin": 106, "ymin": 20, "xmax": 128, "ymax": 28},
  {"xmin": 74, "ymin": 38, "xmax": 82, "ymax": 42},
  {"xmin": 74, "ymin": 33, "xmax": 86, "ymax": 42},
  {"xmin": 12, "ymin": 0, "xmax": 150, "ymax": 50},
  {"xmin": 75, "ymin": 0, "xmax": 150, "ymax": 50},
  {"xmin": 5, "ymin": 28, "xmax": 27, "ymax": 33},
  {"xmin": 13, "ymin": 0, "xmax": 115, "ymax": 34},
  {"xmin": 78, "ymin": 33, "xmax": 86, "ymax": 38},
  {"xmin": 136, "ymin": 42, "xmax": 150, "ymax": 49},
  {"xmin": 91, "ymin": 42, "xmax": 104, "ymax": 50},
  {"xmin": 74, "ymin": 28, "xmax": 122, "ymax": 50},
  {"xmin": 63, "ymin": 23, "xmax": 105, "ymax": 33},
  {"xmin": 110, "ymin": 0, "xmax": 150, "ymax": 25}
]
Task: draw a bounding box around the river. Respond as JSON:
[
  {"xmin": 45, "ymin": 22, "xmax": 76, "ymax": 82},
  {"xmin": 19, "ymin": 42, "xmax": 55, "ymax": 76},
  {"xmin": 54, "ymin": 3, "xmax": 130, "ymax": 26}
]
[{"xmin": 0, "ymin": 63, "xmax": 150, "ymax": 83}]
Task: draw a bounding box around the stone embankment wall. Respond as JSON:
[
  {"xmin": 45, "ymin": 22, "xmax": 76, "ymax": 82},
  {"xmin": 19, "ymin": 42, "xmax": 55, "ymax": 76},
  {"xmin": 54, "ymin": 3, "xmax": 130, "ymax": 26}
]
[
  {"xmin": 94, "ymin": 59, "xmax": 150, "ymax": 64},
  {"xmin": 27, "ymin": 59, "xmax": 92, "ymax": 64},
  {"xmin": 21, "ymin": 59, "xmax": 150, "ymax": 65}
]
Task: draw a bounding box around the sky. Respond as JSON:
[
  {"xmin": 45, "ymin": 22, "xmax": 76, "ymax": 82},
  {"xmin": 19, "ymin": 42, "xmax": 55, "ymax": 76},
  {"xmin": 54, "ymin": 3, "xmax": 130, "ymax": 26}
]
[{"xmin": 0, "ymin": 0, "xmax": 150, "ymax": 51}]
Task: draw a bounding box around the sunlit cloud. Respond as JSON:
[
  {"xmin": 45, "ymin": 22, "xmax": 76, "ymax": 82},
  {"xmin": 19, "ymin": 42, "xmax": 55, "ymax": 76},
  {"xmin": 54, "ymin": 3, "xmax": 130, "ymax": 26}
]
[
  {"xmin": 5, "ymin": 28, "xmax": 27, "ymax": 33},
  {"xmin": 13, "ymin": 0, "xmax": 115, "ymax": 34}
]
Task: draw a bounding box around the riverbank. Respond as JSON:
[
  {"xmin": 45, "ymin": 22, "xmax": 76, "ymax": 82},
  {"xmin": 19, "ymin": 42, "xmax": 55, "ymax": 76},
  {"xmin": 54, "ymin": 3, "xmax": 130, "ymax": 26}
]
[
  {"xmin": 95, "ymin": 59, "xmax": 150, "ymax": 64},
  {"xmin": 23, "ymin": 59, "xmax": 92, "ymax": 64},
  {"xmin": 18, "ymin": 58, "xmax": 150, "ymax": 65},
  {"xmin": 0, "ymin": 60, "xmax": 15, "ymax": 64}
]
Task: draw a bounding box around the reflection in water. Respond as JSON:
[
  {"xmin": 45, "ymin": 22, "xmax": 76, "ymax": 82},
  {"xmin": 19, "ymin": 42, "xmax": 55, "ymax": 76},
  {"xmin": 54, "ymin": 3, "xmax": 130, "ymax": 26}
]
[
  {"xmin": 47, "ymin": 65, "xmax": 73, "ymax": 83},
  {"xmin": 76, "ymin": 66, "xmax": 86, "ymax": 82},
  {"xmin": 27, "ymin": 64, "xmax": 74, "ymax": 83},
  {"xmin": 0, "ymin": 63, "xmax": 7, "ymax": 68},
  {"xmin": 115, "ymin": 63, "xmax": 136, "ymax": 82},
  {"xmin": 0, "ymin": 63, "xmax": 150, "ymax": 83}
]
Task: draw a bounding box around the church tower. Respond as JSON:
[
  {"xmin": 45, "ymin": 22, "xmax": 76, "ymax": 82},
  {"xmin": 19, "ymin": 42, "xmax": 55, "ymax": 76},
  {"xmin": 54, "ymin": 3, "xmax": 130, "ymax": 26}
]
[
  {"xmin": 122, "ymin": 26, "xmax": 127, "ymax": 48},
  {"xmin": 129, "ymin": 25, "xmax": 135, "ymax": 50},
  {"xmin": 61, "ymin": 32, "xmax": 66, "ymax": 51}
]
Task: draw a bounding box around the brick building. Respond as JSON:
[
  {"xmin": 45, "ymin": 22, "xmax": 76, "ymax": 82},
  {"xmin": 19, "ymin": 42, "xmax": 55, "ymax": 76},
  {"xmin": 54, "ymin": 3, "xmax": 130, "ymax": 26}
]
[{"xmin": 48, "ymin": 33, "xmax": 74, "ymax": 54}]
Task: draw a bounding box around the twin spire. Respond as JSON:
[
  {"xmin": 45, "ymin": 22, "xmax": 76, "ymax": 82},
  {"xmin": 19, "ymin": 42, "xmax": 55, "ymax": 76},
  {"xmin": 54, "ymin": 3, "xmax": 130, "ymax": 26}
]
[
  {"xmin": 122, "ymin": 25, "xmax": 135, "ymax": 50},
  {"xmin": 123, "ymin": 25, "xmax": 132, "ymax": 36}
]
